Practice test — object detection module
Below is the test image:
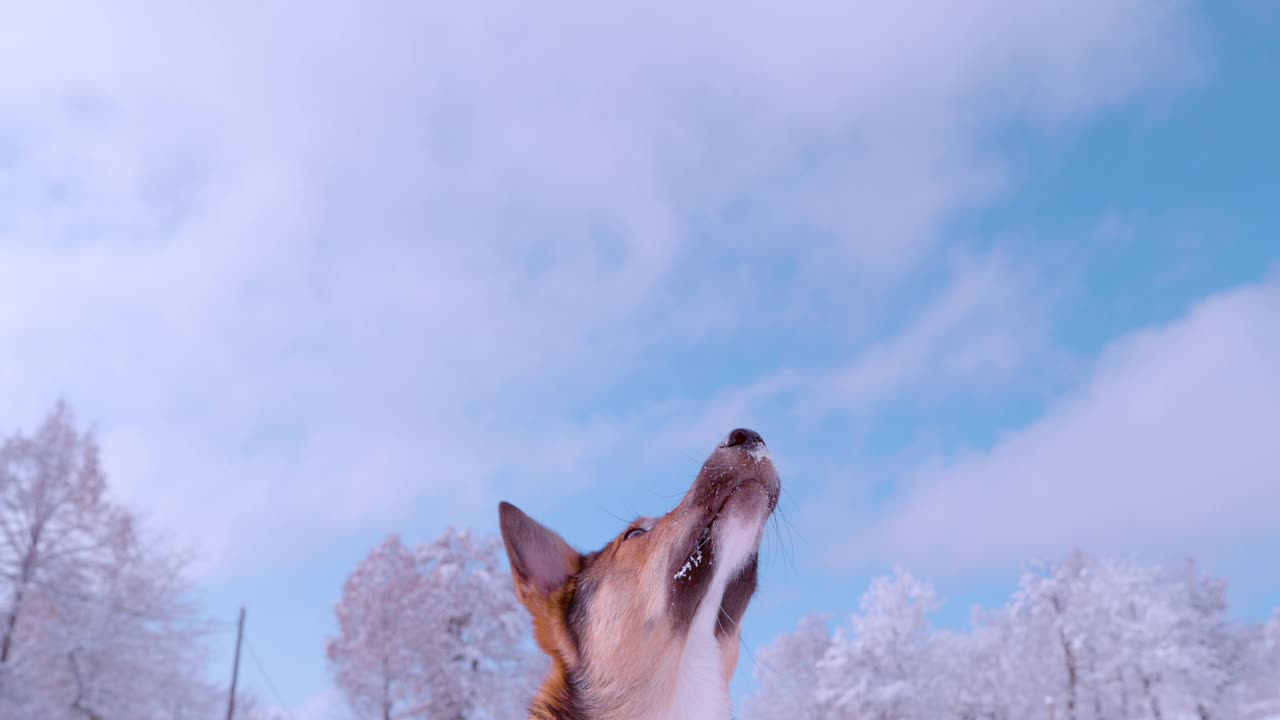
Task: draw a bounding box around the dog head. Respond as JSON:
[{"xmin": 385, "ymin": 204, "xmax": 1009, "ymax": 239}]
[{"xmin": 499, "ymin": 428, "xmax": 780, "ymax": 718}]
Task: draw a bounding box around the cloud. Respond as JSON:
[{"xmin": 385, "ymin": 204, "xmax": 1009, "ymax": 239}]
[
  {"xmin": 650, "ymin": 251, "xmax": 1054, "ymax": 453},
  {"xmin": 831, "ymin": 274, "xmax": 1280, "ymax": 573},
  {"xmin": 0, "ymin": 1, "xmax": 1198, "ymax": 577},
  {"xmin": 807, "ymin": 253, "xmax": 1052, "ymax": 415}
]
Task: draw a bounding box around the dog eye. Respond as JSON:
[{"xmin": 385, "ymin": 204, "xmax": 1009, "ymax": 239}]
[{"xmin": 624, "ymin": 528, "xmax": 647, "ymax": 541}]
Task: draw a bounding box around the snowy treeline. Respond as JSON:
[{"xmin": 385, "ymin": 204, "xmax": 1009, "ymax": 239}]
[
  {"xmin": 9, "ymin": 402, "xmax": 1277, "ymax": 720},
  {"xmin": 0, "ymin": 404, "xmax": 225, "ymax": 719},
  {"xmin": 746, "ymin": 553, "xmax": 1280, "ymax": 720},
  {"xmin": 327, "ymin": 531, "xmax": 544, "ymax": 720}
]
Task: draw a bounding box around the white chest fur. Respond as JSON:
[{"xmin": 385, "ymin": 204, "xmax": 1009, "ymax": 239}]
[
  {"xmin": 665, "ymin": 608, "xmax": 732, "ymax": 719},
  {"xmin": 661, "ymin": 513, "xmax": 760, "ymax": 720}
]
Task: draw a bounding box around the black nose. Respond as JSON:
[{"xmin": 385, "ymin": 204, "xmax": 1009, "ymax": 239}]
[{"xmin": 720, "ymin": 428, "xmax": 764, "ymax": 448}]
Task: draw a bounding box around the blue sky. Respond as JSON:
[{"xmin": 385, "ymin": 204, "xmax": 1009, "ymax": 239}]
[{"xmin": 2, "ymin": 2, "xmax": 1279, "ymax": 717}]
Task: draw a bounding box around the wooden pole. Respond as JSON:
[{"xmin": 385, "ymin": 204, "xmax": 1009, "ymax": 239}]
[{"xmin": 225, "ymin": 606, "xmax": 246, "ymax": 720}]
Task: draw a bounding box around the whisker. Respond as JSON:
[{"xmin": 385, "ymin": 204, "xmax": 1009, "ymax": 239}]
[
  {"xmin": 777, "ymin": 502, "xmax": 804, "ymax": 543},
  {"xmin": 779, "ymin": 517, "xmax": 796, "ymax": 577},
  {"xmin": 650, "ymin": 486, "xmax": 687, "ymax": 499},
  {"xmin": 594, "ymin": 502, "xmax": 630, "ymax": 526},
  {"xmin": 766, "ymin": 502, "xmax": 800, "ymax": 578},
  {"xmin": 719, "ymin": 604, "xmax": 737, "ymax": 629}
]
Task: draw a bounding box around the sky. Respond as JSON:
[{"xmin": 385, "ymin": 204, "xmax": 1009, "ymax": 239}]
[{"xmin": 2, "ymin": 1, "xmax": 1278, "ymax": 717}]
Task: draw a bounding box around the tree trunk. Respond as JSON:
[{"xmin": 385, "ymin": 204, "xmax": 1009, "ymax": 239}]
[
  {"xmin": 1051, "ymin": 595, "xmax": 1078, "ymax": 720},
  {"xmin": 1, "ymin": 516, "xmax": 43, "ymax": 665},
  {"xmin": 1140, "ymin": 672, "xmax": 1164, "ymax": 720},
  {"xmin": 1087, "ymin": 653, "xmax": 1103, "ymax": 720},
  {"xmin": 383, "ymin": 674, "xmax": 393, "ymax": 720},
  {"xmin": 0, "ymin": 605, "xmax": 18, "ymax": 663},
  {"xmin": 68, "ymin": 650, "xmax": 106, "ymax": 720},
  {"xmin": 0, "ymin": 582, "xmax": 26, "ymax": 664}
]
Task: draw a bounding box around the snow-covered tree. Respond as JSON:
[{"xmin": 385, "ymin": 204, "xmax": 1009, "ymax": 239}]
[
  {"xmin": 328, "ymin": 529, "xmax": 541, "ymax": 720},
  {"xmin": 815, "ymin": 569, "xmax": 939, "ymax": 720},
  {"xmin": 932, "ymin": 614, "xmax": 1021, "ymax": 720},
  {"xmin": 1008, "ymin": 553, "xmax": 1253, "ymax": 720},
  {"xmin": 743, "ymin": 614, "xmax": 833, "ymax": 720},
  {"xmin": 1, "ymin": 402, "xmax": 117, "ymax": 671},
  {"xmin": 0, "ymin": 403, "xmax": 219, "ymax": 719},
  {"xmin": 328, "ymin": 534, "xmax": 431, "ymax": 720},
  {"xmin": 744, "ymin": 552, "xmax": 1274, "ymax": 720},
  {"xmin": 1164, "ymin": 565, "xmax": 1247, "ymax": 720},
  {"xmin": 415, "ymin": 528, "xmax": 541, "ymax": 719},
  {"xmin": 62, "ymin": 522, "xmax": 219, "ymax": 719},
  {"xmin": 1239, "ymin": 610, "xmax": 1280, "ymax": 718},
  {"xmin": 1004, "ymin": 550, "xmax": 1107, "ymax": 720}
]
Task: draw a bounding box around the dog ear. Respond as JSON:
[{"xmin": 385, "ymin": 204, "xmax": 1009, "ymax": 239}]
[
  {"xmin": 498, "ymin": 501, "xmax": 579, "ymax": 599},
  {"xmin": 498, "ymin": 502, "xmax": 584, "ymax": 666}
]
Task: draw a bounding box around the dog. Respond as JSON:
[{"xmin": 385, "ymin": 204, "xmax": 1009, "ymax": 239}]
[{"xmin": 498, "ymin": 428, "xmax": 780, "ymax": 719}]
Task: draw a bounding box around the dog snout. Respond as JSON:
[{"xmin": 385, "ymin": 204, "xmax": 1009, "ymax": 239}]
[{"xmin": 719, "ymin": 428, "xmax": 764, "ymax": 449}]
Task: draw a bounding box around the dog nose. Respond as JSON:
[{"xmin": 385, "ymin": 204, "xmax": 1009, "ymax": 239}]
[{"xmin": 720, "ymin": 428, "xmax": 764, "ymax": 448}]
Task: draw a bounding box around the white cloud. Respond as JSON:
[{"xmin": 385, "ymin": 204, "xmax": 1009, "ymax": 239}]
[
  {"xmin": 0, "ymin": 1, "xmax": 1198, "ymax": 576},
  {"xmin": 808, "ymin": 253, "xmax": 1052, "ymax": 415},
  {"xmin": 831, "ymin": 274, "xmax": 1280, "ymax": 573},
  {"xmin": 649, "ymin": 251, "xmax": 1054, "ymax": 455}
]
